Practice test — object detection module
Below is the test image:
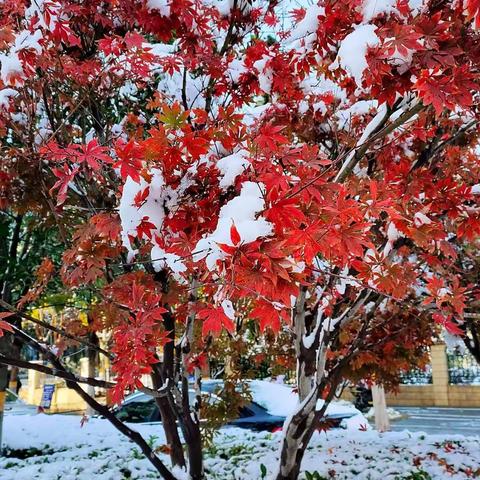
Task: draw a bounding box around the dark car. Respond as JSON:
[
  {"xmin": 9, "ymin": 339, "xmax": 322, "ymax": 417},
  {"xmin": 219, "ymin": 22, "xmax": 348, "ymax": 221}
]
[{"xmin": 114, "ymin": 380, "xmax": 358, "ymax": 432}]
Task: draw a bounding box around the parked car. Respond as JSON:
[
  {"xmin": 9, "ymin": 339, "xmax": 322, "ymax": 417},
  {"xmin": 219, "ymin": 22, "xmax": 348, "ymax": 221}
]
[{"xmin": 114, "ymin": 380, "xmax": 366, "ymax": 432}]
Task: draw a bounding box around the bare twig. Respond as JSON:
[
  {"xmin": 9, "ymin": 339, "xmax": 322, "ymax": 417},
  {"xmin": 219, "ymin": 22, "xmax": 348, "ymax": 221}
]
[{"xmin": 0, "ymin": 299, "xmax": 112, "ymax": 359}]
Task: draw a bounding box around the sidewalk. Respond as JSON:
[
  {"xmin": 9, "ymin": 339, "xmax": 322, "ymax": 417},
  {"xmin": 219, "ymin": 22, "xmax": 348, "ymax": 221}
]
[{"xmin": 390, "ymin": 406, "xmax": 480, "ymax": 436}]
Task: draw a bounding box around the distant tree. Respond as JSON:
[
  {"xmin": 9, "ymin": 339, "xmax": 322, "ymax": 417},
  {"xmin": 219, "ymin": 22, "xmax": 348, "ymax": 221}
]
[
  {"xmin": 440, "ymin": 239, "xmax": 480, "ymax": 364},
  {"xmin": 0, "ymin": 210, "xmax": 63, "ymax": 431}
]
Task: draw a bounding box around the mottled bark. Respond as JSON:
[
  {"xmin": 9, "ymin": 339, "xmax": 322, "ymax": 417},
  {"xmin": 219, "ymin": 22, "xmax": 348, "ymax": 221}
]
[
  {"xmin": 275, "ymin": 287, "xmax": 332, "ymax": 480},
  {"xmin": 178, "ymin": 278, "xmax": 205, "ymax": 480},
  {"xmin": 151, "ymin": 349, "xmax": 186, "ymax": 469}
]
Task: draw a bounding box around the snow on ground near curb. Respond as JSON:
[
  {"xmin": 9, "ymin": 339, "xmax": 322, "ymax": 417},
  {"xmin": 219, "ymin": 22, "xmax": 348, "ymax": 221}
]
[
  {"xmin": 365, "ymin": 406, "xmax": 404, "ymax": 421},
  {"xmin": 1, "ymin": 414, "xmax": 480, "ymax": 479}
]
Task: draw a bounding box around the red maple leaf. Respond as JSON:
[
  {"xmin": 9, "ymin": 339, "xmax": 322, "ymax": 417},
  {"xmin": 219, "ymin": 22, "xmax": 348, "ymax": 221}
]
[
  {"xmin": 432, "ymin": 313, "xmax": 463, "ymax": 336},
  {"xmin": 114, "ymin": 139, "xmax": 143, "ymax": 183},
  {"xmin": 182, "ymin": 133, "xmax": 210, "ymax": 159},
  {"xmin": 91, "ymin": 213, "xmax": 122, "ymax": 242},
  {"xmin": 230, "ymin": 222, "xmax": 241, "ymax": 246},
  {"xmin": 136, "ymin": 217, "xmax": 157, "ymax": 240},
  {"xmin": 250, "ymin": 301, "xmax": 287, "ymax": 333},
  {"xmin": 186, "ymin": 352, "xmax": 208, "ymax": 374},
  {"xmin": 255, "ymin": 125, "xmax": 288, "ymax": 153},
  {"xmin": 0, "ymin": 312, "xmax": 14, "ymax": 337},
  {"xmin": 264, "ymin": 11, "xmax": 277, "ymax": 26},
  {"xmin": 198, "ymin": 307, "xmax": 235, "ymax": 338},
  {"xmin": 75, "ymin": 139, "xmax": 112, "ymax": 170},
  {"xmin": 133, "ymin": 186, "xmax": 150, "ymax": 208},
  {"xmin": 265, "ymin": 199, "xmax": 307, "ymax": 231},
  {"xmin": 50, "ymin": 164, "xmax": 80, "ymax": 206}
]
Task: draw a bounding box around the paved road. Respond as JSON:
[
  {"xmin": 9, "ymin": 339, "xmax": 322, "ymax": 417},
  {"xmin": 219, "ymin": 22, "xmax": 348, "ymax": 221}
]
[{"xmin": 388, "ymin": 407, "xmax": 480, "ymax": 436}]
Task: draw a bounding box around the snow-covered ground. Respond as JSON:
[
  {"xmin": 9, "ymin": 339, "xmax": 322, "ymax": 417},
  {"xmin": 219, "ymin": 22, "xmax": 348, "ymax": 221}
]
[
  {"xmin": 1, "ymin": 413, "xmax": 480, "ymax": 480},
  {"xmin": 365, "ymin": 406, "xmax": 404, "ymax": 421}
]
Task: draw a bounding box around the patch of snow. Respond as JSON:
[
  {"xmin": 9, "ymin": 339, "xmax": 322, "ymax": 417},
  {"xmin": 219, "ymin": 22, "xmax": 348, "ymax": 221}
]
[
  {"xmin": 365, "ymin": 406, "xmax": 404, "ymax": 421},
  {"xmin": 119, "ymin": 80, "xmax": 138, "ymax": 101},
  {"xmin": 0, "ymin": 52, "xmax": 24, "ymax": 86},
  {"xmin": 193, "ymin": 182, "xmax": 272, "ymax": 270},
  {"xmin": 242, "ymin": 103, "xmax": 270, "ymax": 126},
  {"xmin": 226, "ymin": 58, "xmax": 247, "ymax": 83},
  {"xmin": 331, "ymin": 24, "xmax": 380, "ymax": 88},
  {"xmin": 335, "ymin": 100, "xmax": 378, "ymax": 129},
  {"xmin": 10, "ymin": 112, "xmax": 28, "ymax": 125},
  {"xmin": 211, "ymin": 0, "xmax": 235, "ymax": 17},
  {"xmin": 216, "ymin": 150, "xmax": 250, "ymax": 188},
  {"xmin": 146, "ymin": 0, "xmax": 170, "ymax": 16},
  {"xmin": 249, "ymin": 380, "xmax": 367, "ymax": 426},
  {"xmin": 150, "ymin": 244, "xmax": 187, "ymax": 275},
  {"xmin": 0, "ymin": 88, "xmax": 18, "ymax": 109},
  {"xmin": 413, "ymin": 211, "xmax": 432, "ymax": 227},
  {"xmin": 1, "ymin": 413, "xmax": 480, "ymax": 480},
  {"xmin": 362, "ymin": 0, "xmax": 398, "ymax": 22},
  {"xmin": 253, "ymin": 55, "xmax": 273, "ymax": 94},
  {"xmin": 13, "ymin": 30, "xmax": 43, "ymax": 55},
  {"xmin": 443, "ymin": 330, "xmax": 466, "ymax": 352},
  {"xmin": 25, "ymin": 0, "xmax": 60, "ymax": 30},
  {"xmin": 118, "ymin": 168, "xmax": 166, "ymax": 259},
  {"xmin": 157, "ymin": 70, "xmax": 210, "ymax": 110},
  {"xmin": 145, "ymin": 41, "xmax": 176, "ymax": 59},
  {"xmin": 384, "ymin": 221, "xmax": 404, "ymax": 255},
  {"xmin": 288, "ymin": 5, "xmax": 325, "ymax": 49},
  {"xmin": 408, "ymin": 0, "xmax": 427, "ymax": 15},
  {"xmin": 221, "ymin": 299, "xmax": 235, "ymax": 320}
]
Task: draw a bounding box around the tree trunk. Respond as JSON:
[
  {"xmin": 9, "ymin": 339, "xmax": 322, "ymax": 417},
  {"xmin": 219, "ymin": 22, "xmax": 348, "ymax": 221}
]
[
  {"xmin": 463, "ymin": 321, "xmax": 480, "ymax": 366},
  {"xmin": 275, "ymin": 291, "xmax": 319, "ymax": 480},
  {"xmin": 179, "ymin": 278, "xmax": 205, "ymax": 480},
  {"xmin": 83, "ymin": 329, "xmax": 99, "ymax": 416},
  {"xmin": 275, "ymin": 291, "xmax": 333, "ymax": 480},
  {"xmin": 372, "ymin": 384, "xmax": 390, "ymax": 432},
  {"xmin": 151, "ymin": 272, "xmax": 187, "ymax": 469},
  {"xmin": 180, "ymin": 374, "xmax": 204, "ymax": 480},
  {"xmin": 151, "ymin": 364, "xmax": 186, "ymax": 469},
  {"xmin": 183, "ymin": 422, "xmax": 203, "ymax": 480},
  {"xmin": 275, "ymin": 393, "xmax": 318, "ymax": 480},
  {"xmin": 86, "ymin": 351, "xmax": 96, "ymax": 416},
  {"xmin": 157, "ymin": 397, "xmax": 186, "ymax": 468}
]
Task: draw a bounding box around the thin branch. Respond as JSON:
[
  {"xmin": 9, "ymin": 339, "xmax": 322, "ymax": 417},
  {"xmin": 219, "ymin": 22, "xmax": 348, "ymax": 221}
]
[
  {"xmin": 0, "ymin": 299, "xmax": 112, "ymax": 359},
  {"xmin": 335, "ymin": 102, "xmax": 425, "ymax": 183},
  {"xmin": 0, "ymin": 354, "xmax": 115, "ymax": 389},
  {"xmin": 0, "ymin": 352, "xmax": 171, "ymax": 398},
  {"xmin": 8, "ymin": 323, "xmax": 177, "ymax": 479}
]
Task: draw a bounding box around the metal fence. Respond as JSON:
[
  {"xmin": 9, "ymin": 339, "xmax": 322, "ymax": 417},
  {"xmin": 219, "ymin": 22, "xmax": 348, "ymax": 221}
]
[
  {"xmin": 400, "ymin": 366, "xmax": 433, "ymax": 385},
  {"xmin": 447, "ymin": 351, "xmax": 480, "ymax": 384}
]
